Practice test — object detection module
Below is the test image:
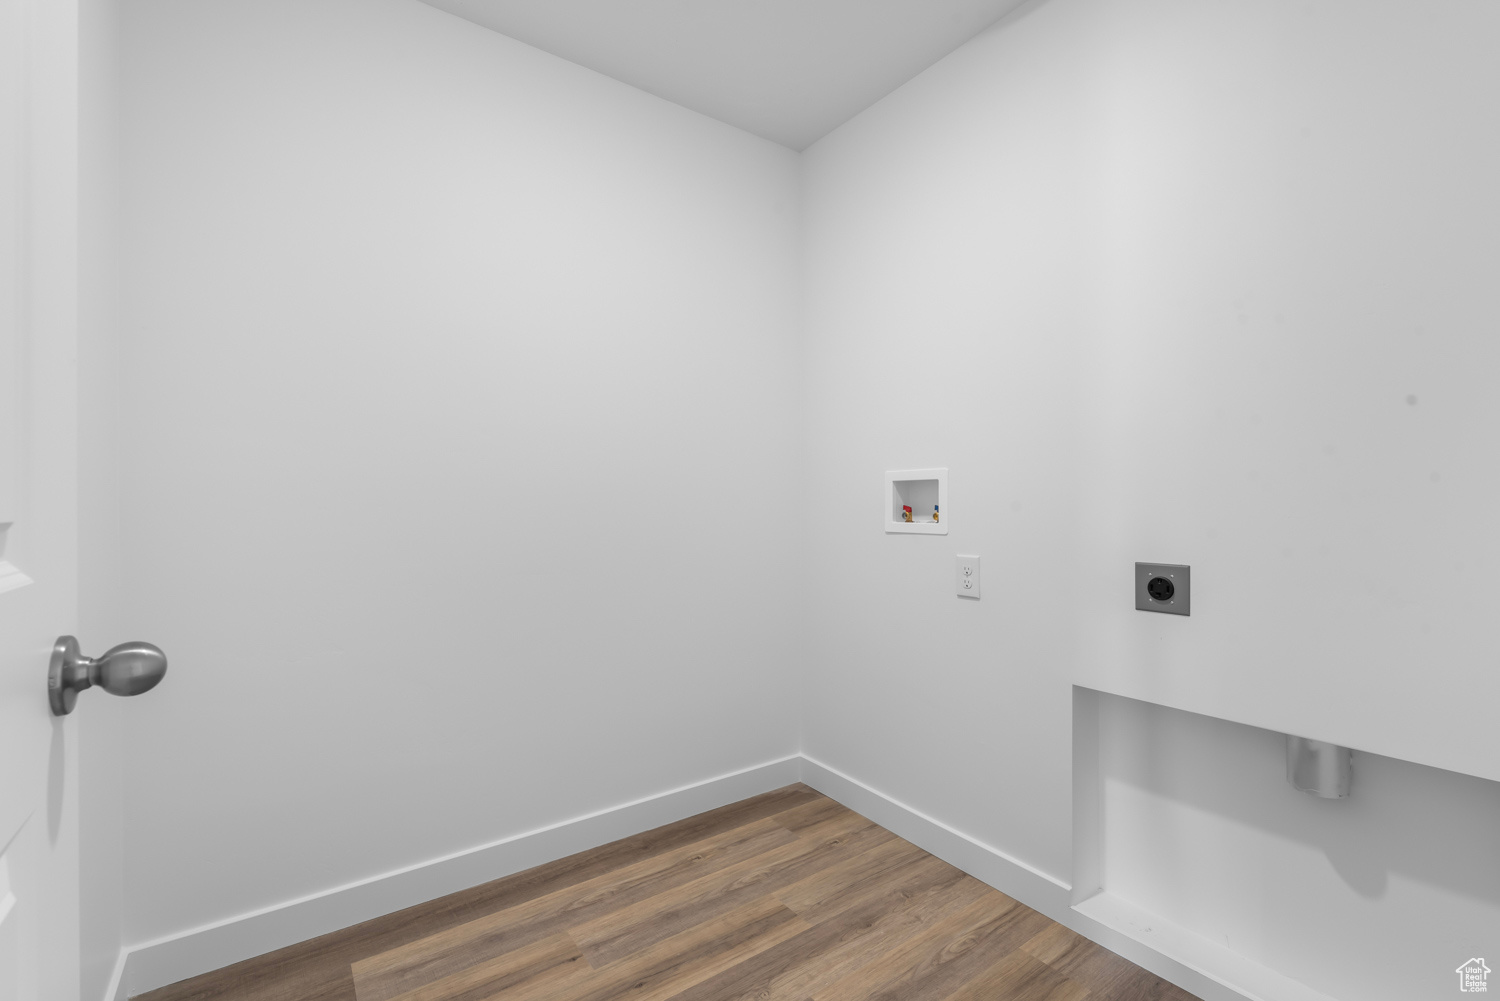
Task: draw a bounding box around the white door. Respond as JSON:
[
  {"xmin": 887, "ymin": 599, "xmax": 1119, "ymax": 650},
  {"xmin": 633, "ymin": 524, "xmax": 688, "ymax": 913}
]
[{"xmin": 1, "ymin": 0, "xmax": 84, "ymax": 996}]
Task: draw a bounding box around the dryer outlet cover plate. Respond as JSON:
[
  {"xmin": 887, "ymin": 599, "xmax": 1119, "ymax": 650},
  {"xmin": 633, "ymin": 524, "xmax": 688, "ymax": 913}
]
[{"xmin": 1136, "ymin": 563, "xmax": 1190, "ymax": 615}]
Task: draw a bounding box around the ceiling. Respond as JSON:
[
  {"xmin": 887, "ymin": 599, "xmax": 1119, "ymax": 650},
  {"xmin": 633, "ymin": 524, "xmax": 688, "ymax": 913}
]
[{"xmin": 416, "ymin": 0, "xmax": 1031, "ymax": 150}]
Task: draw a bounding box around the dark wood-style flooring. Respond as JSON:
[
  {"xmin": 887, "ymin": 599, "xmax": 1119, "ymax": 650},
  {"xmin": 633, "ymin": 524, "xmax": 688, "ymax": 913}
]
[{"xmin": 138, "ymin": 784, "xmax": 1201, "ymax": 1001}]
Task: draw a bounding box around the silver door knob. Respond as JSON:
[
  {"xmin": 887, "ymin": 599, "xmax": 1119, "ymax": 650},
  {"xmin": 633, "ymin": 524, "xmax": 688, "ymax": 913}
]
[{"xmin": 48, "ymin": 635, "xmax": 168, "ymax": 716}]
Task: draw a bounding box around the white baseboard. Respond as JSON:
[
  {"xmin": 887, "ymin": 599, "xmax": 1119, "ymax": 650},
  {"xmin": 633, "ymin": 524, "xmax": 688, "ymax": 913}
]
[
  {"xmin": 796, "ymin": 754, "xmax": 1254, "ymax": 1001},
  {"xmin": 114, "ymin": 753, "xmax": 1272, "ymax": 1001},
  {"xmin": 1073, "ymin": 891, "xmax": 1336, "ymax": 1001},
  {"xmin": 104, "ymin": 950, "xmax": 128, "ymax": 1001},
  {"xmin": 116, "ymin": 755, "xmax": 801, "ymax": 999},
  {"xmin": 796, "ymin": 754, "xmax": 1072, "ymax": 907}
]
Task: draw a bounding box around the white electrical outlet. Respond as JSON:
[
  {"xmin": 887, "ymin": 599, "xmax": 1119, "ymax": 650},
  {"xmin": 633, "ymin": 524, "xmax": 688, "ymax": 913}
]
[{"xmin": 955, "ymin": 555, "xmax": 980, "ymax": 598}]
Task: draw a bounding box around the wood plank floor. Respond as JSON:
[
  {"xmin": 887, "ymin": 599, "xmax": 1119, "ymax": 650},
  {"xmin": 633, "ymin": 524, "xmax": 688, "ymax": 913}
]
[{"xmin": 137, "ymin": 785, "xmax": 1202, "ymax": 1001}]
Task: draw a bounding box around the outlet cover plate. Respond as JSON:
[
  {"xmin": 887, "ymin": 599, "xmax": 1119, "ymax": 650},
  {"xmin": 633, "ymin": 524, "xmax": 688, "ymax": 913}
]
[
  {"xmin": 955, "ymin": 554, "xmax": 980, "ymax": 598},
  {"xmin": 1136, "ymin": 563, "xmax": 1190, "ymax": 615}
]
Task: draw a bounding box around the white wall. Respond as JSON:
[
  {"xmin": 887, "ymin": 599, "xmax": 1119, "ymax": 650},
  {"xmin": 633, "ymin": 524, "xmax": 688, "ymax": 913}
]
[
  {"xmin": 801, "ymin": 0, "xmax": 1095, "ymax": 885},
  {"xmin": 116, "ymin": 0, "xmax": 802, "ymax": 946},
  {"xmin": 801, "ymin": 0, "xmax": 1500, "ymax": 974},
  {"xmin": 78, "ymin": 0, "xmax": 127, "ymax": 991}
]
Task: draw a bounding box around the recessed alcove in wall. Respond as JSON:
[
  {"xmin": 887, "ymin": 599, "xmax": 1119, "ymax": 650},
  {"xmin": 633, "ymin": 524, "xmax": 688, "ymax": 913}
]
[
  {"xmin": 1071, "ymin": 687, "xmax": 1500, "ymax": 1001},
  {"xmin": 885, "ymin": 468, "xmax": 947, "ymax": 535}
]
